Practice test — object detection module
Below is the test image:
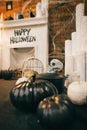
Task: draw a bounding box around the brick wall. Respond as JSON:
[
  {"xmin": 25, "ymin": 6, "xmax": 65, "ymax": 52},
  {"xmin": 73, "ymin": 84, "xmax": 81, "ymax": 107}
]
[{"xmin": 48, "ymin": 0, "xmax": 84, "ymax": 54}]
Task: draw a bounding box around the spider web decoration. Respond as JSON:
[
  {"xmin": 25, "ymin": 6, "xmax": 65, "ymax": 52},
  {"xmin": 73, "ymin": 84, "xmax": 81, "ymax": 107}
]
[{"xmin": 48, "ymin": 0, "xmax": 84, "ymax": 53}]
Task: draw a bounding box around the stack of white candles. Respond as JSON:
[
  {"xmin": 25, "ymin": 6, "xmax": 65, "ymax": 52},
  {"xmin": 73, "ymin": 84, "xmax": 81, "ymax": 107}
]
[{"xmin": 65, "ymin": 3, "xmax": 87, "ymax": 81}]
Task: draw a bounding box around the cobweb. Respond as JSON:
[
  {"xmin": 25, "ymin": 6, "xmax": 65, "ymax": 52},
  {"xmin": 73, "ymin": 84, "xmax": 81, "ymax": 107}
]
[{"xmin": 48, "ymin": 0, "xmax": 76, "ymax": 52}]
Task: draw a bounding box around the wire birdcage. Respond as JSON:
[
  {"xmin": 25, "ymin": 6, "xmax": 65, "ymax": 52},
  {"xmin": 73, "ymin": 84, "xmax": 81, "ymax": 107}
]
[{"xmin": 22, "ymin": 57, "xmax": 44, "ymax": 76}]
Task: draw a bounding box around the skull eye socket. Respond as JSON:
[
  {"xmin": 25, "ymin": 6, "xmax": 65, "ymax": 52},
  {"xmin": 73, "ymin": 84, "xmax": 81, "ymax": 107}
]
[{"xmin": 52, "ymin": 62, "xmax": 55, "ymax": 66}]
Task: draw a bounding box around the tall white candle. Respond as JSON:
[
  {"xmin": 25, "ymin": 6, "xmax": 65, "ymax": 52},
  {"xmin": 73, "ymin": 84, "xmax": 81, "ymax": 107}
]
[
  {"xmin": 65, "ymin": 55, "xmax": 74, "ymax": 76},
  {"xmin": 80, "ymin": 16, "xmax": 87, "ymax": 51},
  {"xmin": 80, "ymin": 16, "xmax": 87, "ymax": 81},
  {"xmin": 74, "ymin": 52, "xmax": 85, "ymax": 81},
  {"xmin": 76, "ymin": 3, "xmax": 84, "ymax": 33},
  {"xmin": 65, "ymin": 40, "xmax": 72, "ymax": 56},
  {"xmin": 71, "ymin": 32, "xmax": 78, "ymax": 55},
  {"xmin": 65, "ymin": 40, "xmax": 73, "ymax": 75},
  {"xmin": 75, "ymin": 3, "xmax": 85, "ymax": 52},
  {"xmin": 85, "ymin": 52, "xmax": 87, "ymax": 81}
]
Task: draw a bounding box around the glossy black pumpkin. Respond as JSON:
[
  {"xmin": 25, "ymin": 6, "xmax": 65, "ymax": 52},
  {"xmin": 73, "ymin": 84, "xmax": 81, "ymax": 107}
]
[
  {"xmin": 37, "ymin": 94, "xmax": 75, "ymax": 130},
  {"xmin": 10, "ymin": 75, "xmax": 58, "ymax": 112}
]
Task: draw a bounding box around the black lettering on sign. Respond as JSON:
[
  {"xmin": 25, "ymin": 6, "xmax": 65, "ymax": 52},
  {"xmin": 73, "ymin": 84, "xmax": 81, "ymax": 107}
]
[{"xmin": 10, "ymin": 28, "xmax": 36, "ymax": 44}]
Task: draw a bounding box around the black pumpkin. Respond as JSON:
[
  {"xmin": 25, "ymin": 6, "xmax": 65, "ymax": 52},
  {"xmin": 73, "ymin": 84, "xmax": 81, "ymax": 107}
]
[
  {"xmin": 0, "ymin": 70, "xmax": 2, "ymax": 79},
  {"xmin": 10, "ymin": 75, "xmax": 58, "ymax": 112},
  {"xmin": 2, "ymin": 69, "xmax": 13, "ymax": 80},
  {"xmin": 37, "ymin": 94, "xmax": 75, "ymax": 130},
  {"xmin": 0, "ymin": 69, "xmax": 13, "ymax": 80}
]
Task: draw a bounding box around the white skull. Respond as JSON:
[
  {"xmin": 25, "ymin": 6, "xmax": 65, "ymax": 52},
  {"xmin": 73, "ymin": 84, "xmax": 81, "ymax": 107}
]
[{"xmin": 50, "ymin": 59, "xmax": 63, "ymax": 72}]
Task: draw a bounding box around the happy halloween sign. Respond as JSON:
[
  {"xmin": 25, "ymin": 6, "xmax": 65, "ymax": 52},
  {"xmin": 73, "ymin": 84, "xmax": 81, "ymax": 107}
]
[{"xmin": 10, "ymin": 28, "xmax": 36, "ymax": 44}]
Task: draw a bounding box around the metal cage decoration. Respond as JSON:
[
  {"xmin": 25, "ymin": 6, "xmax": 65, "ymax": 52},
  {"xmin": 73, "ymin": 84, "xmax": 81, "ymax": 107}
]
[{"xmin": 22, "ymin": 57, "xmax": 44, "ymax": 75}]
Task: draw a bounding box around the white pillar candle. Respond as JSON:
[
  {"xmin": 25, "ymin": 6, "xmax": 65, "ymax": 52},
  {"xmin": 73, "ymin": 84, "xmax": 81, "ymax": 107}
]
[
  {"xmin": 65, "ymin": 40, "xmax": 73, "ymax": 75},
  {"xmin": 76, "ymin": 33, "xmax": 83, "ymax": 52},
  {"xmin": 75, "ymin": 4, "xmax": 85, "ymax": 52},
  {"xmin": 71, "ymin": 32, "xmax": 78, "ymax": 55},
  {"xmin": 80, "ymin": 16, "xmax": 87, "ymax": 81},
  {"xmin": 74, "ymin": 52, "xmax": 85, "ymax": 81},
  {"xmin": 76, "ymin": 3, "xmax": 84, "ymax": 33},
  {"xmin": 85, "ymin": 51, "xmax": 87, "ymax": 81},
  {"xmin": 65, "ymin": 40, "xmax": 72, "ymax": 56},
  {"xmin": 80, "ymin": 16, "xmax": 87, "ymax": 51},
  {"xmin": 65, "ymin": 55, "xmax": 74, "ymax": 76}
]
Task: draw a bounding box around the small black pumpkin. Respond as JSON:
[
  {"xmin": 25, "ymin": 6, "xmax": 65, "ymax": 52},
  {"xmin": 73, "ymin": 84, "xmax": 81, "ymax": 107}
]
[
  {"xmin": 3, "ymin": 70, "xmax": 13, "ymax": 80},
  {"xmin": 0, "ymin": 69, "xmax": 13, "ymax": 80},
  {"xmin": 10, "ymin": 75, "xmax": 58, "ymax": 112},
  {"xmin": 37, "ymin": 94, "xmax": 75, "ymax": 130},
  {"xmin": 0, "ymin": 70, "xmax": 2, "ymax": 79}
]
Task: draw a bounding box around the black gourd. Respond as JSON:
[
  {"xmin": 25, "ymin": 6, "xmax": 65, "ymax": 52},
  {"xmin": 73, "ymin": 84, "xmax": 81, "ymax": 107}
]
[
  {"xmin": 10, "ymin": 75, "xmax": 58, "ymax": 113},
  {"xmin": 37, "ymin": 94, "xmax": 75, "ymax": 130}
]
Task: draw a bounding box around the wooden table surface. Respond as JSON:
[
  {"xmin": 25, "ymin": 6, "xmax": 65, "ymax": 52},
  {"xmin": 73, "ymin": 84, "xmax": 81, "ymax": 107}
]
[{"xmin": 0, "ymin": 79, "xmax": 87, "ymax": 130}]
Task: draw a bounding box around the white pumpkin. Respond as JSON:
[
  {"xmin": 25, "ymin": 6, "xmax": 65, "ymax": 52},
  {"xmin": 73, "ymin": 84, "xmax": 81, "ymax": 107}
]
[
  {"xmin": 16, "ymin": 77, "xmax": 28, "ymax": 85},
  {"xmin": 67, "ymin": 81, "xmax": 87, "ymax": 105}
]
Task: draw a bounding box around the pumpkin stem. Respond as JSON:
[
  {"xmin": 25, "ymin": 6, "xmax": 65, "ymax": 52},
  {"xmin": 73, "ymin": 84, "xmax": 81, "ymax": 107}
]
[{"xmin": 28, "ymin": 74, "xmax": 36, "ymax": 83}]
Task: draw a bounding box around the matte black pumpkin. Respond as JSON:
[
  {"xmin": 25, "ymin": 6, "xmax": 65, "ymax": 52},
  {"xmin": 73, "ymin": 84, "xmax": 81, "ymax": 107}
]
[
  {"xmin": 37, "ymin": 94, "xmax": 75, "ymax": 130},
  {"xmin": 0, "ymin": 69, "xmax": 13, "ymax": 80},
  {"xmin": 10, "ymin": 75, "xmax": 58, "ymax": 112},
  {"xmin": 3, "ymin": 70, "xmax": 13, "ymax": 80},
  {"xmin": 0, "ymin": 70, "xmax": 2, "ymax": 79}
]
